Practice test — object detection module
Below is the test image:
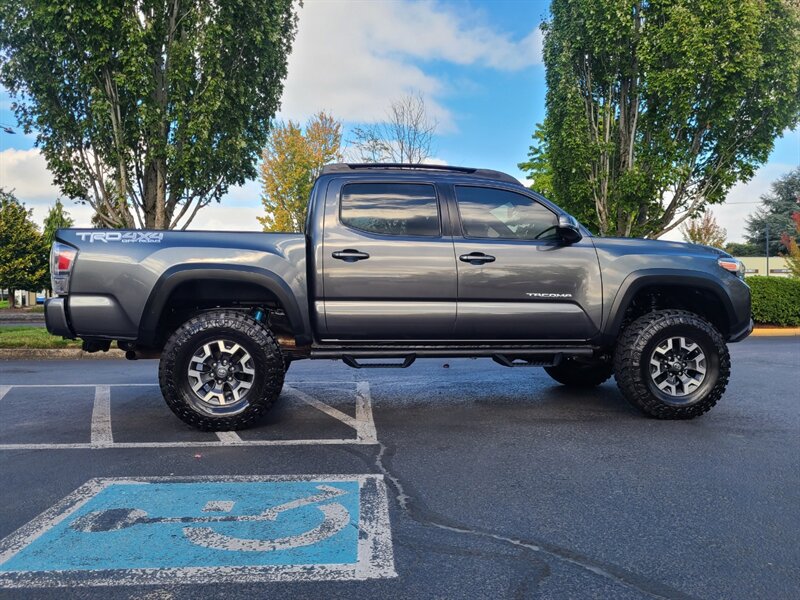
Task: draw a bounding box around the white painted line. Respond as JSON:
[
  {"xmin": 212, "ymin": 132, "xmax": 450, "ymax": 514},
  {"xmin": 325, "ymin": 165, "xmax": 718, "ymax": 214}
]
[
  {"xmin": 0, "ymin": 385, "xmax": 11, "ymax": 402},
  {"xmin": 285, "ymin": 386, "xmax": 360, "ymax": 430},
  {"xmin": 0, "ymin": 439, "xmax": 372, "ymax": 451},
  {"xmin": 0, "ymin": 381, "xmax": 356, "ymax": 388},
  {"xmin": 202, "ymin": 501, "xmax": 234, "ymax": 513},
  {"xmin": 355, "ymin": 381, "xmax": 378, "ymax": 444},
  {"xmin": 90, "ymin": 386, "xmax": 113, "ymax": 448},
  {"xmin": 0, "ymin": 475, "xmax": 396, "ymax": 586},
  {"xmin": 215, "ymin": 431, "xmax": 242, "ymax": 444}
]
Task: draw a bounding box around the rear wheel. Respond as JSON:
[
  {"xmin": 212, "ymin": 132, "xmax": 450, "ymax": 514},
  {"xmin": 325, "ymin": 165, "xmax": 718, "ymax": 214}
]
[
  {"xmin": 544, "ymin": 358, "xmax": 612, "ymax": 387},
  {"xmin": 613, "ymin": 309, "xmax": 729, "ymax": 419},
  {"xmin": 159, "ymin": 310, "xmax": 285, "ymax": 431}
]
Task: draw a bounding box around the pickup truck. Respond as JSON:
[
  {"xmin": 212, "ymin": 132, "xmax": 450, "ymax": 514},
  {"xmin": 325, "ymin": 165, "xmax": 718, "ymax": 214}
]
[{"xmin": 45, "ymin": 163, "xmax": 753, "ymax": 430}]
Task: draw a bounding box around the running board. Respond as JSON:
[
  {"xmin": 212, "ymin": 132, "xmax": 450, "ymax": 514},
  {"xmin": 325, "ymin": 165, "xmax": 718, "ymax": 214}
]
[
  {"xmin": 342, "ymin": 355, "xmax": 416, "ymax": 369},
  {"xmin": 310, "ymin": 345, "xmax": 594, "ymax": 361},
  {"xmin": 492, "ymin": 354, "xmax": 562, "ymax": 368}
]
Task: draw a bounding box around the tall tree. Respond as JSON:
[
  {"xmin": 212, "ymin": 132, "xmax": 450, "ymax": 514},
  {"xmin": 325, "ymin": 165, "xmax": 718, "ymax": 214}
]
[
  {"xmin": 521, "ymin": 0, "xmax": 800, "ymax": 238},
  {"xmin": 680, "ymin": 212, "xmax": 727, "ymax": 248},
  {"xmin": 42, "ymin": 199, "xmax": 74, "ymax": 249},
  {"xmin": 259, "ymin": 112, "xmax": 342, "ymax": 233},
  {"xmin": 350, "ymin": 93, "xmax": 438, "ymax": 164},
  {"xmin": 0, "ymin": 190, "xmax": 48, "ymax": 307},
  {"xmin": 745, "ymin": 167, "xmax": 800, "ymax": 255},
  {"xmin": 0, "ymin": 0, "xmax": 298, "ymax": 230}
]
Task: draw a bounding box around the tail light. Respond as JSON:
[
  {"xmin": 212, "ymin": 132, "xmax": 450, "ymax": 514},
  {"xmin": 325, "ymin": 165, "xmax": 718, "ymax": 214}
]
[{"xmin": 50, "ymin": 241, "xmax": 77, "ymax": 295}]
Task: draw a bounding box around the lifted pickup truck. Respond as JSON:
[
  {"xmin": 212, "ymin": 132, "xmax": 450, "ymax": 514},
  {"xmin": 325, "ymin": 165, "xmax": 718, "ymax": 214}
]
[{"xmin": 46, "ymin": 163, "xmax": 752, "ymax": 430}]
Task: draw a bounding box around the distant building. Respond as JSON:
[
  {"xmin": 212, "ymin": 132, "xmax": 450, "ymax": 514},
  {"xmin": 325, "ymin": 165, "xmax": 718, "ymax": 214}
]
[{"xmin": 734, "ymin": 256, "xmax": 792, "ymax": 277}]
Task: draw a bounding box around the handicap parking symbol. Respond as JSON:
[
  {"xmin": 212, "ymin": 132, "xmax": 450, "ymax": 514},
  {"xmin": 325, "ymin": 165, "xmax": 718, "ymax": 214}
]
[{"xmin": 0, "ymin": 475, "xmax": 395, "ymax": 587}]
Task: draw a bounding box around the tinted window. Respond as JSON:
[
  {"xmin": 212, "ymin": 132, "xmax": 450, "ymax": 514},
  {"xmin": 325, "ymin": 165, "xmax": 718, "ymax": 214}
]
[
  {"xmin": 341, "ymin": 183, "xmax": 440, "ymax": 237},
  {"xmin": 455, "ymin": 186, "xmax": 558, "ymax": 240}
]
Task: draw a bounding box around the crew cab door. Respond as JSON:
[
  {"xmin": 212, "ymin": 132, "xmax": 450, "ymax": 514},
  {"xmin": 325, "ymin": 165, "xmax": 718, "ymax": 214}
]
[
  {"xmin": 447, "ymin": 184, "xmax": 602, "ymax": 341},
  {"xmin": 320, "ymin": 179, "xmax": 457, "ymax": 340}
]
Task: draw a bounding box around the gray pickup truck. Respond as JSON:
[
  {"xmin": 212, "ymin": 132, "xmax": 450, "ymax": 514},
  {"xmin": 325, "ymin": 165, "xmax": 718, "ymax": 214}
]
[{"xmin": 45, "ymin": 163, "xmax": 752, "ymax": 430}]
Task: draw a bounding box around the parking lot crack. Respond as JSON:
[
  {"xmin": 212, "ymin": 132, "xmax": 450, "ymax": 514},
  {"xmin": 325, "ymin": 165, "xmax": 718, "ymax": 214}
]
[{"xmin": 373, "ymin": 441, "xmax": 699, "ymax": 600}]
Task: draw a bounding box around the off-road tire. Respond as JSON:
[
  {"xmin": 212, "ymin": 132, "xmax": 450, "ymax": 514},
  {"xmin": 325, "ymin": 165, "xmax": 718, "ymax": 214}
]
[
  {"xmin": 613, "ymin": 309, "xmax": 729, "ymax": 419},
  {"xmin": 544, "ymin": 359, "xmax": 613, "ymax": 387},
  {"xmin": 159, "ymin": 310, "xmax": 285, "ymax": 431}
]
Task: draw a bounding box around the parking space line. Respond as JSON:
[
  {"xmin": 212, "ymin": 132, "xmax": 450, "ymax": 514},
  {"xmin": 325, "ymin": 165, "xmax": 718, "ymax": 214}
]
[
  {"xmin": 215, "ymin": 431, "xmax": 242, "ymax": 444},
  {"xmin": 0, "ymin": 381, "xmax": 380, "ymax": 450},
  {"xmin": 90, "ymin": 386, "xmax": 113, "ymax": 448},
  {"xmin": 285, "ymin": 385, "xmax": 360, "ymax": 430},
  {"xmin": 355, "ymin": 382, "xmax": 378, "ymax": 444}
]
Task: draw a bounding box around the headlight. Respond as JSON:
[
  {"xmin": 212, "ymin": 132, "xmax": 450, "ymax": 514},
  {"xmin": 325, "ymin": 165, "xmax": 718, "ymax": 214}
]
[{"xmin": 718, "ymin": 257, "xmax": 745, "ymax": 279}]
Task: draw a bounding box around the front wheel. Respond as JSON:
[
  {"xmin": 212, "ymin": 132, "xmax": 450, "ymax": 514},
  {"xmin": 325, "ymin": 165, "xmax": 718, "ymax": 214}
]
[
  {"xmin": 613, "ymin": 310, "xmax": 730, "ymax": 419},
  {"xmin": 159, "ymin": 310, "xmax": 285, "ymax": 431}
]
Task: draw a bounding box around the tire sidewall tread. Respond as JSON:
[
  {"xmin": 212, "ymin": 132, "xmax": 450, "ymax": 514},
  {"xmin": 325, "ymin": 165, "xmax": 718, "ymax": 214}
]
[{"xmin": 613, "ymin": 309, "xmax": 730, "ymax": 419}]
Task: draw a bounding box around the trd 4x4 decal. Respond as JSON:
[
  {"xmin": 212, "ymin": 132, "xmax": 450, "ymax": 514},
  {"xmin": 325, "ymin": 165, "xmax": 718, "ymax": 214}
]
[{"xmin": 75, "ymin": 231, "xmax": 163, "ymax": 243}]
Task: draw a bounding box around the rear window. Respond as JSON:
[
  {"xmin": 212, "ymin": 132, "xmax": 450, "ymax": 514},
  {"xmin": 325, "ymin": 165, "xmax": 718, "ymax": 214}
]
[{"xmin": 340, "ymin": 183, "xmax": 440, "ymax": 237}]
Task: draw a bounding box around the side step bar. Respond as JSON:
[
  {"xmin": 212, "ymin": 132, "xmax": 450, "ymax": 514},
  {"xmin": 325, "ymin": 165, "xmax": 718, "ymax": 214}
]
[{"xmin": 312, "ymin": 345, "xmax": 595, "ymax": 369}]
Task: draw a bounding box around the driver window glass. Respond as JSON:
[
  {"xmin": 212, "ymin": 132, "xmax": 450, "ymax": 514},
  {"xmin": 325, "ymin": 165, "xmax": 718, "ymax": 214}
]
[{"xmin": 454, "ymin": 186, "xmax": 558, "ymax": 240}]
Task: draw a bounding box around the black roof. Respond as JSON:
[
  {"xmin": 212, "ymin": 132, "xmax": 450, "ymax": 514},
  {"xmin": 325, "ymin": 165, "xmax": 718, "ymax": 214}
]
[{"xmin": 320, "ymin": 163, "xmax": 522, "ymax": 186}]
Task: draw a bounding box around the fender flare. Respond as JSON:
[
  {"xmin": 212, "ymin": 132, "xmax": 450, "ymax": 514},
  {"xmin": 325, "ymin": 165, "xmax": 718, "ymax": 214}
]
[
  {"xmin": 137, "ymin": 264, "xmax": 310, "ymax": 346},
  {"xmin": 602, "ymin": 269, "xmax": 737, "ymax": 340}
]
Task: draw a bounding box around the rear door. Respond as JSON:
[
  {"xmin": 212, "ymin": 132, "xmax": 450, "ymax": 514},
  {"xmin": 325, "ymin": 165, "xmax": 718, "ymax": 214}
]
[
  {"xmin": 448, "ymin": 184, "xmax": 602, "ymax": 341},
  {"xmin": 320, "ymin": 179, "xmax": 457, "ymax": 341}
]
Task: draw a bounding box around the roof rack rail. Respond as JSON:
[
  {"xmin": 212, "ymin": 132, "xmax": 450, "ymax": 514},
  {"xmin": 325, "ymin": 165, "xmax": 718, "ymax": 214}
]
[{"xmin": 320, "ymin": 163, "xmax": 522, "ymax": 186}]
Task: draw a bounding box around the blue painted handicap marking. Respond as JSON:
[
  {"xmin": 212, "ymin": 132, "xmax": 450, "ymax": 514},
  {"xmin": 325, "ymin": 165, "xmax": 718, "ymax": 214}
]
[{"xmin": 0, "ymin": 475, "xmax": 395, "ymax": 587}]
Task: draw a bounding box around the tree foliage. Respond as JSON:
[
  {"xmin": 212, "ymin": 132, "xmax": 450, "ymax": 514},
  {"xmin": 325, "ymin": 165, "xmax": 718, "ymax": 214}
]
[
  {"xmin": 780, "ymin": 212, "xmax": 800, "ymax": 278},
  {"xmin": 42, "ymin": 199, "xmax": 74, "ymax": 249},
  {"xmin": 0, "ymin": 190, "xmax": 48, "ymax": 304},
  {"xmin": 745, "ymin": 167, "xmax": 800, "ymax": 255},
  {"xmin": 680, "ymin": 211, "xmax": 726, "ymax": 248},
  {"xmin": 259, "ymin": 112, "xmax": 342, "ymax": 233},
  {"xmin": 521, "ymin": 0, "xmax": 800, "ymax": 238},
  {"xmin": 350, "ymin": 93, "xmax": 438, "ymax": 164},
  {"xmin": 0, "ymin": 0, "xmax": 298, "ymax": 229}
]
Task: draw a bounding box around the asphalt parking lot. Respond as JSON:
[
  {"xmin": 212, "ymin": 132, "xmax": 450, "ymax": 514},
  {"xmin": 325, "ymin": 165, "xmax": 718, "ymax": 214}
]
[{"xmin": 0, "ymin": 336, "xmax": 798, "ymax": 599}]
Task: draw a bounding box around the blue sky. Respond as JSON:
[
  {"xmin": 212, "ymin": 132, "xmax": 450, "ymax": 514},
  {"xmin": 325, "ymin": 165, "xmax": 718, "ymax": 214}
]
[{"xmin": 1, "ymin": 0, "xmax": 798, "ymax": 241}]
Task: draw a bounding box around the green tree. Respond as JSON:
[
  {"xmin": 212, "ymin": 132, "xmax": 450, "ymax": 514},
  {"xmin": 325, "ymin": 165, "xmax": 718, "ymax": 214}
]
[
  {"xmin": 0, "ymin": 190, "xmax": 48, "ymax": 307},
  {"xmin": 42, "ymin": 199, "xmax": 74, "ymax": 249},
  {"xmin": 680, "ymin": 211, "xmax": 726, "ymax": 248},
  {"xmin": 259, "ymin": 112, "xmax": 342, "ymax": 233},
  {"xmin": 723, "ymin": 242, "xmax": 762, "ymax": 257},
  {"xmin": 521, "ymin": 0, "xmax": 800, "ymax": 238},
  {"xmin": 745, "ymin": 167, "xmax": 800, "ymax": 255},
  {"xmin": 0, "ymin": 0, "xmax": 298, "ymax": 230}
]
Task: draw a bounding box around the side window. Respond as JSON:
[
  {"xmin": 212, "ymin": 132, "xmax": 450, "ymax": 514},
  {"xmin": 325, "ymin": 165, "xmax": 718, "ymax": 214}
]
[
  {"xmin": 455, "ymin": 186, "xmax": 558, "ymax": 240},
  {"xmin": 340, "ymin": 183, "xmax": 440, "ymax": 237}
]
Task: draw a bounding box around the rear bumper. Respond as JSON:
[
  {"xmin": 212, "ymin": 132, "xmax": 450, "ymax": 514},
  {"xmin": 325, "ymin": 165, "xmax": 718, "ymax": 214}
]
[
  {"xmin": 44, "ymin": 297, "xmax": 74, "ymax": 338},
  {"xmin": 728, "ymin": 317, "xmax": 754, "ymax": 343}
]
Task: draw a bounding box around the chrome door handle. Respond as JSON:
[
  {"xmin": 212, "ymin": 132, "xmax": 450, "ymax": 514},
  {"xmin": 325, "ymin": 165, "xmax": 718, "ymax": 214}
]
[
  {"xmin": 459, "ymin": 252, "xmax": 496, "ymax": 265},
  {"xmin": 332, "ymin": 249, "xmax": 370, "ymax": 262}
]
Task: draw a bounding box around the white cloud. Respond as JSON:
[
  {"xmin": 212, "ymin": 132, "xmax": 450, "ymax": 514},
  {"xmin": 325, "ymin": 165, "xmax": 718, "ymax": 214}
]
[
  {"xmin": 660, "ymin": 162, "xmax": 795, "ymax": 243},
  {"xmin": 280, "ymin": 0, "xmax": 543, "ymax": 129},
  {"xmin": 0, "ymin": 147, "xmax": 59, "ymax": 200}
]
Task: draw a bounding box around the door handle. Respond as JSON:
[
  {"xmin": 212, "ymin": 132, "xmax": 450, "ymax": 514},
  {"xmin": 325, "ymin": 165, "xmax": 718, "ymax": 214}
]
[
  {"xmin": 332, "ymin": 249, "xmax": 370, "ymax": 262},
  {"xmin": 459, "ymin": 252, "xmax": 496, "ymax": 265}
]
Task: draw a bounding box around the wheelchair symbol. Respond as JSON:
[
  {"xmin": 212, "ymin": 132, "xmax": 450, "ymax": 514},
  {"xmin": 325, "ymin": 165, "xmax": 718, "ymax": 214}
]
[{"xmin": 70, "ymin": 484, "xmax": 350, "ymax": 552}]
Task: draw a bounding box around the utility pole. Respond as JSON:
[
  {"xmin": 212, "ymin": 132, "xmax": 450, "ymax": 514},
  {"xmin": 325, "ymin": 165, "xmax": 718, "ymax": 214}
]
[{"xmin": 765, "ymin": 221, "xmax": 770, "ymax": 277}]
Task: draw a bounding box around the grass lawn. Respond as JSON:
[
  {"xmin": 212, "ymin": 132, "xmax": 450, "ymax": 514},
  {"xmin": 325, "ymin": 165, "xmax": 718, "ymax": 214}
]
[
  {"xmin": 0, "ymin": 300, "xmax": 8, "ymax": 309},
  {"xmin": 0, "ymin": 326, "xmax": 82, "ymax": 349}
]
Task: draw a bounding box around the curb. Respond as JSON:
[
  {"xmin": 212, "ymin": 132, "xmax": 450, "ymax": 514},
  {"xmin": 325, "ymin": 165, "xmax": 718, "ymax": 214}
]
[
  {"xmin": 750, "ymin": 328, "xmax": 800, "ymax": 337},
  {"xmin": 0, "ymin": 349, "xmax": 128, "ymax": 360}
]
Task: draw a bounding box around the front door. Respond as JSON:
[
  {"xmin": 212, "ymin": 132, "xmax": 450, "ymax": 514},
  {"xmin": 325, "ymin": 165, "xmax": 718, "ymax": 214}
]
[
  {"xmin": 320, "ymin": 179, "xmax": 457, "ymax": 341},
  {"xmin": 448, "ymin": 184, "xmax": 602, "ymax": 341}
]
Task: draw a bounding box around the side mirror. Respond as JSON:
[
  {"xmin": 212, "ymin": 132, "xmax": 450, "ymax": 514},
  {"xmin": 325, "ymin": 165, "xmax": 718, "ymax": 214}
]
[{"xmin": 557, "ymin": 214, "xmax": 582, "ymax": 244}]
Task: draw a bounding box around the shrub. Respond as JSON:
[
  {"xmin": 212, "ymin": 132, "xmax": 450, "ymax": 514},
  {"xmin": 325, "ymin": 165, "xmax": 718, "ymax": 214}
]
[{"xmin": 747, "ymin": 276, "xmax": 800, "ymax": 326}]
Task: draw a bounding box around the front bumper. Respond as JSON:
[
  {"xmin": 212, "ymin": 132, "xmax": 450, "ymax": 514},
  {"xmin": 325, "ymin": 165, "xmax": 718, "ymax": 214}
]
[
  {"xmin": 44, "ymin": 297, "xmax": 74, "ymax": 338},
  {"xmin": 728, "ymin": 317, "xmax": 754, "ymax": 343}
]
